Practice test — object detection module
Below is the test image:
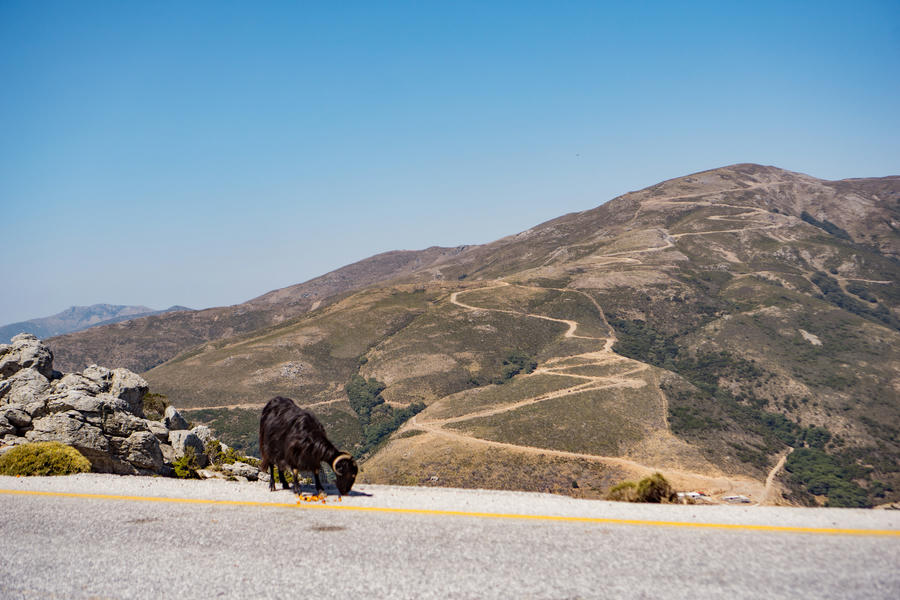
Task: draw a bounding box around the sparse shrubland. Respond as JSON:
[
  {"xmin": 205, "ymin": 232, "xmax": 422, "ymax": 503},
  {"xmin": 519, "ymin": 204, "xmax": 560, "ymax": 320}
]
[
  {"xmin": 785, "ymin": 448, "xmax": 872, "ymax": 508},
  {"xmin": 810, "ymin": 271, "xmax": 899, "ymax": 330}
]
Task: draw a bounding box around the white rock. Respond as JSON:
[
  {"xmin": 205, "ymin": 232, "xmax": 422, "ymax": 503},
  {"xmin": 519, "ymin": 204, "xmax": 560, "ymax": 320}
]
[
  {"xmin": 190, "ymin": 425, "xmax": 215, "ymax": 444},
  {"xmin": 0, "ymin": 334, "xmax": 54, "ymax": 379},
  {"xmin": 168, "ymin": 430, "xmax": 208, "ymax": 467},
  {"xmin": 164, "ymin": 406, "xmax": 190, "ymax": 430}
]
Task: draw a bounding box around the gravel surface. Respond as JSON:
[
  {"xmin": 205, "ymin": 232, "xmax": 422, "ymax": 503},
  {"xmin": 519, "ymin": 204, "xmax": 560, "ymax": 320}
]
[{"xmin": 1, "ymin": 475, "xmax": 899, "ymax": 599}]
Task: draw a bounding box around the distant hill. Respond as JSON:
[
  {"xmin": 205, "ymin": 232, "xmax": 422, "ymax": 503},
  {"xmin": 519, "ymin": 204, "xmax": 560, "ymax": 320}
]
[
  {"xmin": 47, "ymin": 247, "xmax": 468, "ymax": 373},
  {"xmin": 48, "ymin": 164, "xmax": 900, "ymax": 507},
  {"xmin": 1, "ymin": 304, "xmax": 192, "ymax": 343}
]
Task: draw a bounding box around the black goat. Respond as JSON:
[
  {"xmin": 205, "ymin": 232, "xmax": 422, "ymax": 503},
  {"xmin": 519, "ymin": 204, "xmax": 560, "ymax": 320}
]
[{"xmin": 259, "ymin": 396, "xmax": 358, "ymax": 497}]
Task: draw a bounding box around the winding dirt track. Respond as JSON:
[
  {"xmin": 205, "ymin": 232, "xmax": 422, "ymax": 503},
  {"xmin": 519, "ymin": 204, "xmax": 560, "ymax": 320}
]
[
  {"xmin": 407, "ymin": 195, "xmax": 805, "ymax": 501},
  {"xmin": 412, "ymin": 278, "xmax": 767, "ymax": 500}
]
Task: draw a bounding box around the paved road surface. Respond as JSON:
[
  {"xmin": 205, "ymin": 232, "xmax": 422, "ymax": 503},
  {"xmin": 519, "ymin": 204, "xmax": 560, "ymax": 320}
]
[{"xmin": 1, "ymin": 475, "xmax": 898, "ymax": 599}]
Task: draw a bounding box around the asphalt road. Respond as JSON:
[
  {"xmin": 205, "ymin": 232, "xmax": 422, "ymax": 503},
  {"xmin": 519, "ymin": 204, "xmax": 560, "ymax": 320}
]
[{"xmin": 1, "ymin": 475, "xmax": 898, "ymax": 599}]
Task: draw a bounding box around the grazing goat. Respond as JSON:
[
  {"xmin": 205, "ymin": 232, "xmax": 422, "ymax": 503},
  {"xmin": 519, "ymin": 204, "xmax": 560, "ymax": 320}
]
[{"xmin": 259, "ymin": 396, "xmax": 358, "ymax": 496}]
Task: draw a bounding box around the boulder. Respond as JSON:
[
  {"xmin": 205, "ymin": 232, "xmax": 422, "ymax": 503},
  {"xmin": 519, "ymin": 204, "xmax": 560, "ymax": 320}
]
[
  {"xmin": 110, "ymin": 369, "xmax": 148, "ymax": 416},
  {"xmin": 0, "ymin": 415, "xmax": 14, "ymax": 437},
  {"xmin": 0, "ymin": 335, "xmax": 206, "ymax": 477},
  {"xmin": 24, "ymin": 399, "xmax": 49, "ymax": 419},
  {"xmin": 120, "ymin": 431, "xmax": 164, "ymax": 472},
  {"xmin": 46, "ymin": 391, "xmax": 129, "ymax": 416},
  {"xmin": 26, "ymin": 411, "xmax": 110, "ymax": 457},
  {"xmin": 147, "ymin": 420, "xmax": 169, "ymax": 442},
  {"xmin": 0, "ymin": 369, "xmax": 51, "ymax": 405},
  {"xmin": 168, "ymin": 430, "xmax": 208, "ymax": 467},
  {"xmin": 164, "ymin": 406, "xmax": 190, "ymax": 430},
  {"xmin": 52, "ymin": 372, "xmax": 106, "ymax": 397},
  {"xmin": 190, "ymin": 424, "xmax": 215, "ymax": 444},
  {"xmin": 222, "ymin": 461, "xmax": 259, "ymax": 481},
  {"xmin": 159, "ymin": 443, "xmax": 176, "ymax": 464},
  {"xmin": 81, "ymin": 365, "xmax": 112, "ymax": 387},
  {"xmin": 3, "ymin": 405, "xmax": 32, "ymax": 429},
  {"xmin": 0, "ymin": 334, "xmax": 54, "ymax": 379},
  {"xmin": 101, "ymin": 410, "xmax": 150, "ymax": 438}
]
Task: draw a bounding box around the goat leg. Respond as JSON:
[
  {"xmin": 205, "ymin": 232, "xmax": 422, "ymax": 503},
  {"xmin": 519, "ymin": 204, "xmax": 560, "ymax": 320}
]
[
  {"xmin": 292, "ymin": 468, "xmax": 301, "ymax": 496},
  {"xmin": 313, "ymin": 469, "xmax": 325, "ymax": 496},
  {"xmin": 279, "ymin": 466, "xmax": 290, "ymax": 490},
  {"xmin": 268, "ymin": 463, "xmax": 276, "ymax": 492}
]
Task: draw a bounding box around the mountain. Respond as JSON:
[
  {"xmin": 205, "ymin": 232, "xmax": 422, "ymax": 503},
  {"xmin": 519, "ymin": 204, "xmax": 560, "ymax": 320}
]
[
  {"xmin": 0, "ymin": 304, "xmax": 190, "ymax": 344},
  {"xmin": 49, "ymin": 164, "xmax": 900, "ymax": 506},
  {"xmin": 47, "ymin": 248, "xmax": 469, "ymax": 373}
]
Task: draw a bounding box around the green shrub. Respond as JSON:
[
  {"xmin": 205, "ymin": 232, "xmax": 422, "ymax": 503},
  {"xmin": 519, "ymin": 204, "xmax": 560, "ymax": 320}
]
[
  {"xmin": 345, "ymin": 374, "xmax": 426, "ymax": 457},
  {"xmin": 173, "ymin": 447, "xmax": 201, "ymax": 479},
  {"xmin": 606, "ymin": 480, "xmax": 638, "ymax": 502},
  {"xmin": 0, "ymin": 442, "xmax": 91, "ymax": 476},
  {"xmin": 607, "ymin": 473, "xmax": 676, "ymax": 503},
  {"xmin": 205, "ymin": 439, "xmax": 225, "ymax": 465},
  {"xmin": 635, "ymin": 473, "xmax": 677, "ymax": 503}
]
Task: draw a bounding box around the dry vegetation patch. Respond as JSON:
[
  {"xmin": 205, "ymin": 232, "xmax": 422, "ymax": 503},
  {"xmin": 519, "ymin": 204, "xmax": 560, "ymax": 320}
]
[{"xmin": 361, "ymin": 432, "xmax": 626, "ymax": 497}]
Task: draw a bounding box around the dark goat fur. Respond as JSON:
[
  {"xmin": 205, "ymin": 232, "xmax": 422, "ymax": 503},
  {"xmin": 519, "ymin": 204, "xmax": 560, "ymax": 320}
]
[{"xmin": 259, "ymin": 396, "xmax": 357, "ymax": 496}]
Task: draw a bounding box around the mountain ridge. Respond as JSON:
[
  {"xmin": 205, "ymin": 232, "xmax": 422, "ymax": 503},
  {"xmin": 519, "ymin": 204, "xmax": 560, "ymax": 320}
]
[
  {"xmin": 43, "ymin": 163, "xmax": 899, "ymax": 506},
  {"xmin": 0, "ymin": 304, "xmax": 191, "ymax": 344},
  {"xmin": 48, "ymin": 164, "xmax": 898, "ymax": 373}
]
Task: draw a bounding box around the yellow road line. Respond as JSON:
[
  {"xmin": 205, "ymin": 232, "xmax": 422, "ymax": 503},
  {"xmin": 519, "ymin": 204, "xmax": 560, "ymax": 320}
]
[{"xmin": 2, "ymin": 488, "xmax": 898, "ymax": 537}]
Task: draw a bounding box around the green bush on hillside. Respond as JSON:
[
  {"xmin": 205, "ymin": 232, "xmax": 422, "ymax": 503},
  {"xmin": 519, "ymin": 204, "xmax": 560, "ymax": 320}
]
[
  {"xmin": 0, "ymin": 442, "xmax": 91, "ymax": 476},
  {"xmin": 810, "ymin": 271, "xmax": 899, "ymax": 330},
  {"xmin": 606, "ymin": 480, "xmax": 638, "ymax": 502},
  {"xmin": 345, "ymin": 374, "xmax": 426, "ymax": 457},
  {"xmin": 607, "ymin": 473, "xmax": 676, "ymax": 503},
  {"xmin": 345, "ymin": 375, "xmax": 387, "ymax": 425},
  {"xmin": 495, "ymin": 350, "xmax": 538, "ymax": 384},
  {"xmin": 800, "ymin": 211, "xmax": 852, "ymax": 241}
]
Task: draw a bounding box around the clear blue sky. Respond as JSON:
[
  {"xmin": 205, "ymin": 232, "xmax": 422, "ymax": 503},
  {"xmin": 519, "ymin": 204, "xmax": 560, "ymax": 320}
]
[{"xmin": 2, "ymin": 1, "xmax": 898, "ymax": 324}]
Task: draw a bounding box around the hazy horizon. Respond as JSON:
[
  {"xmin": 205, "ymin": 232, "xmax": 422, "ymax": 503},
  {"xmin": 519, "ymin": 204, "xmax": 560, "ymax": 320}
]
[{"xmin": 2, "ymin": 1, "xmax": 898, "ymax": 324}]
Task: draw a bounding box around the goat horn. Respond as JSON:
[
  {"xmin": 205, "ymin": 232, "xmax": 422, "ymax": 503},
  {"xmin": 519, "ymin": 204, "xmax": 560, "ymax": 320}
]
[{"xmin": 332, "ymin": 454, "xmax": 352, "ymax": 471}]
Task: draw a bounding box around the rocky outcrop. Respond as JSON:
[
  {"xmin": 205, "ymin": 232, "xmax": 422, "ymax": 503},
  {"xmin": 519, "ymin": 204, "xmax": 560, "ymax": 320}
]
[
  {"xmin": 0, "ymin": 334, "xmax": 54, "ymax": 379},
  {"xmin": 0, "ymin": 334, "xmax": 240, "ymax": 477},
  {"xmin": 163, "ymin": 405, "xmax": 190, "ymax": 430}
]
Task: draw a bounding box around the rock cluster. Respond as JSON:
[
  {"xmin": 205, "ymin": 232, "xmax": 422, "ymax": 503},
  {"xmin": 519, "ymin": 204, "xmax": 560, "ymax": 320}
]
[{"xmin": 0, "ymin": 334, "xmax": 232, "ymax": 477}]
